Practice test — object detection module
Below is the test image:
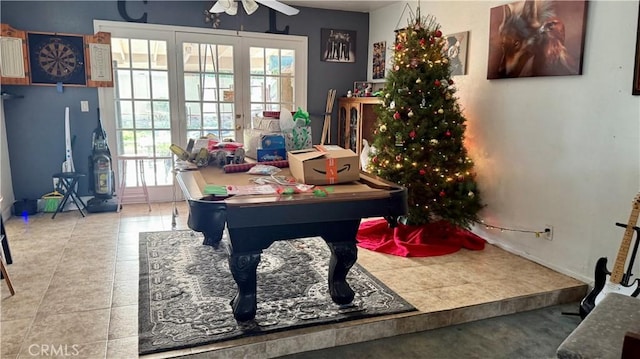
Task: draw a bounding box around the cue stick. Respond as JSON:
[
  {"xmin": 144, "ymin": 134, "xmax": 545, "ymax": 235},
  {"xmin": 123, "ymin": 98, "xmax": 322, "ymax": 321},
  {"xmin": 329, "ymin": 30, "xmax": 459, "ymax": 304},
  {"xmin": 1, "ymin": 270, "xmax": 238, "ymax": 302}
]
[{"xmin": 320, "ymin": 89, "xmax": 336, "ymax": 145}]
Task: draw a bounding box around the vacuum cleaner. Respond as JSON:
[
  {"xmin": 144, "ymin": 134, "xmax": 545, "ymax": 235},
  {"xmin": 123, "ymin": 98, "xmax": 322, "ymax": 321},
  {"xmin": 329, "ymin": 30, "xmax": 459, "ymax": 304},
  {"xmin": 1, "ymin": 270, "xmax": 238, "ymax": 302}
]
[{"xmin": 86, "ymin": 108, "xmax": 118, "ymax": 213}]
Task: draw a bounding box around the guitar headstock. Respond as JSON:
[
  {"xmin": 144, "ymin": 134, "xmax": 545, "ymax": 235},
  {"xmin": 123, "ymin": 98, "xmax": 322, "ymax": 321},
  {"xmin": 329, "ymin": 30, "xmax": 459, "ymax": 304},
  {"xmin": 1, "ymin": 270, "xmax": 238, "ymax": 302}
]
[{"xmin": 634, "ymin": 193, "xmax": 640, "ymax": 209}]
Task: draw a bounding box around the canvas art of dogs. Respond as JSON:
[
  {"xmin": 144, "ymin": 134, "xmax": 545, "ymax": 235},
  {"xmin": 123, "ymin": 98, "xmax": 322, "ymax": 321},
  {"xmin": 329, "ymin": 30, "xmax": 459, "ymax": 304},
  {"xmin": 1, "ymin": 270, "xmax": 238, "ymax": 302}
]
[{"xmin": 488, "ymin": 0, "xmax": 587, "ymax": 79}]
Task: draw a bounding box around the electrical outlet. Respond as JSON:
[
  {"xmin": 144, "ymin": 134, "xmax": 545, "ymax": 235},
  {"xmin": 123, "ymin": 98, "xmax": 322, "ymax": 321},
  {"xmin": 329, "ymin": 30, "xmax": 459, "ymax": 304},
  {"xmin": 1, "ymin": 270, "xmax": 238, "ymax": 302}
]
[
  {"xmin": 81, "ymin": 100, "xmax": 89, "ymax": 112},
  {"xmin": 543, "ymin": 225, "xmax": 553, "ymax": 241}
]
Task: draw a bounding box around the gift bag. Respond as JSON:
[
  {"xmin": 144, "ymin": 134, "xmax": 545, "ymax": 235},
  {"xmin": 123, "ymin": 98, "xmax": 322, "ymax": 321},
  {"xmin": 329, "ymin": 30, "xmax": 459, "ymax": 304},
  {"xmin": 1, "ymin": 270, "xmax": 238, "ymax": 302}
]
[{"xmin": 284, "ymin": 126, "xmax": 312, "ymax": 151}]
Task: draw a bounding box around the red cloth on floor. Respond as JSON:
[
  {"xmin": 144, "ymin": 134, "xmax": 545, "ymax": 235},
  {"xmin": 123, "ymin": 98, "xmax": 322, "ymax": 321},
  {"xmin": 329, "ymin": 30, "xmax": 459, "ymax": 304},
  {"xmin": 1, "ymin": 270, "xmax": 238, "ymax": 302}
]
[{"xmin": 356, "ymin": 219, "xmax": 486, "ymax": 257}]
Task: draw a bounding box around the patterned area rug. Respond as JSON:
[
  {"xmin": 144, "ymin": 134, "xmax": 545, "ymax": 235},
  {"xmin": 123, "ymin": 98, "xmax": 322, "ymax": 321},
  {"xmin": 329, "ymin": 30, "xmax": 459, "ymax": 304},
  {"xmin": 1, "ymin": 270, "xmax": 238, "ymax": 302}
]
[{"xmin": 139, "ymin": 230, "xmax": 416, "ymax": 355}]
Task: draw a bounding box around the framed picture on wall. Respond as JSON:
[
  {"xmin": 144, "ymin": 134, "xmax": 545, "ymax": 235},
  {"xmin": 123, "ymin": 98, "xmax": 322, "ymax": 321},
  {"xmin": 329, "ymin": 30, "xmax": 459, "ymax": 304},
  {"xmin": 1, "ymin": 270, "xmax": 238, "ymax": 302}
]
[
  {"xmin": 372, "ymin": 41, "xmax": 386, "ymax": 80},
  {"xmin": 443, "ymin": 31, "xmax": 468, "ymax": 76},
  {"xmin": 486, "ymin": 0, "xmax": 588, "ymax": 79},
  {"xmin": 321, "ymin": 28, "xmax": 356, "ymax": 63}
]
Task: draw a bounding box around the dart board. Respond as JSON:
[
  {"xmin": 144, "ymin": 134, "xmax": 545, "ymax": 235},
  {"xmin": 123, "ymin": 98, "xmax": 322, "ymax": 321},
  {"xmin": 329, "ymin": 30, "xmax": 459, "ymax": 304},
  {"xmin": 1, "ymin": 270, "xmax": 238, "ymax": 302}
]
[{"xmin": 28, "ymin": 33, "xmax": 86, "ymax": 85}]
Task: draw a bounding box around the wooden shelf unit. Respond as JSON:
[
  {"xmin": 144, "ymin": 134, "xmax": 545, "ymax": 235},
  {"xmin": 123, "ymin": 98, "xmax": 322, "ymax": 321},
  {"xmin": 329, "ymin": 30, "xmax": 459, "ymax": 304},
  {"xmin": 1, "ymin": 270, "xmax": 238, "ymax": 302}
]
[{"xmin": 338, "ymin": 97, "xmax": 382, "ymax": 158}]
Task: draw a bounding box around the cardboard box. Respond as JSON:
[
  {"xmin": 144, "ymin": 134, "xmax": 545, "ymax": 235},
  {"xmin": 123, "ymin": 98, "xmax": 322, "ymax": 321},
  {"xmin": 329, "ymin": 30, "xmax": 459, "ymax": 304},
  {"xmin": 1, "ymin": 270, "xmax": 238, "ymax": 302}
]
[
  {"xmin": 257, "ymin": 148, "xmax": 286, "ymax": 162},
  {"xmin": 244, "ymin": 129, "xmax": 284, "ymax": 160},
  {"xmin": 287, "ymin": 145, "xmax": 359, "ymax": 185},
  {"xmin": 261, "ymin": 134, "xmax": 286, "ymax": 149}
]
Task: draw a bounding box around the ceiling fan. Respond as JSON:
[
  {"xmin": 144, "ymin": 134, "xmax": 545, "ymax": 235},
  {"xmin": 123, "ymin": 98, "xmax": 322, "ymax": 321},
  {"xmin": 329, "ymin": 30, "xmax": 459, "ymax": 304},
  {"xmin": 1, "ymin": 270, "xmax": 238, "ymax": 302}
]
[{"xmin": 209, "ymin": 0, "xmax": 300, "ymax": 16}]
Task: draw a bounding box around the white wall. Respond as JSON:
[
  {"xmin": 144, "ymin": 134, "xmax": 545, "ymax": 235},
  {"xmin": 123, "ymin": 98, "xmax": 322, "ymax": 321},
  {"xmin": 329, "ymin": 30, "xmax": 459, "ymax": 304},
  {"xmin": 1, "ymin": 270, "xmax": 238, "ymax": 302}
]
[
  {"xmin": 369, "ymin": 0, "xmax": 640, "ymax": 284},
  {"xmin": 1, "ymin": 99, "xmax": 16, "ymax": 219}
]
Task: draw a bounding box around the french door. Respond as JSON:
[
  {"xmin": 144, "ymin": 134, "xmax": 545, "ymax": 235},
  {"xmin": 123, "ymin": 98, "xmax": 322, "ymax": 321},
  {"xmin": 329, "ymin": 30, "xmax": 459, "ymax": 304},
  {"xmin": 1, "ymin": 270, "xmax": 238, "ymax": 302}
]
[{"xmin": 95, "ymin": 21, "xmax": 307, "ymax": 202}]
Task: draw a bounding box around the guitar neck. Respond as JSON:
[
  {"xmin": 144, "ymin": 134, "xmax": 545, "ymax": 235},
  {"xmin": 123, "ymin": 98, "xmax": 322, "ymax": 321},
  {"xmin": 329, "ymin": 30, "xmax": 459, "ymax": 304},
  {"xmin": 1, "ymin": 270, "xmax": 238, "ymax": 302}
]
[{"xmin": 610, "ymin": 196, "xmax": 640, "ymax": 284}]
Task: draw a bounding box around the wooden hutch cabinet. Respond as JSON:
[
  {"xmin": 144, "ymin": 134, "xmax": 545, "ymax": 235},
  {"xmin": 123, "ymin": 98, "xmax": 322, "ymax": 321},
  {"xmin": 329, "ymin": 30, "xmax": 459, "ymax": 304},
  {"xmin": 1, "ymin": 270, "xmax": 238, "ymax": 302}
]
[{"xmin": 337, "ymin": 97, "xmax": 382, "ymax": 158}]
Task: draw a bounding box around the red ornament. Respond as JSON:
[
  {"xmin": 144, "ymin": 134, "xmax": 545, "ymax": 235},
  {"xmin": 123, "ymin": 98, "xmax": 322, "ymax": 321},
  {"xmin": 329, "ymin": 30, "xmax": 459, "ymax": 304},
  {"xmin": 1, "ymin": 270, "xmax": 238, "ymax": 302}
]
[
  {"xmin": 439, "ymin": 190, "xmax": 446, "ymax": 197},
  {"xmin": 372, "ymin": 156, "xmax": 378, "ymax": 163},
  {"xmin": 449, "ymin": 79, "xmax": 454, "ymax": 85},
  {"xmin": 445, "ymin": 130, "xmax": 451, "ymax": 137},
  {"xmin": 396, "ymin": 43, "xmax": 403, "ymax": 51},
  {"xmin": 409, "ymin": 130, "xmax": 416, "ymax": 139},
  {"xmin": 419, "ymin": 38, "xmax": 426, "ymax": 46},
  {"xmin": 393, "ymin": 111, "xmax": 401, "ymax": 120},
  {"xmin": 419, "ymin": 169, "xmax": 426, "ymax": 175},
  {"xmin": 434, "ymin": 79, "xmax": 441, "ymax": 87},
  {"xmin": 435, "ymin": 30, "xmax": 442, "ymax": 38}
]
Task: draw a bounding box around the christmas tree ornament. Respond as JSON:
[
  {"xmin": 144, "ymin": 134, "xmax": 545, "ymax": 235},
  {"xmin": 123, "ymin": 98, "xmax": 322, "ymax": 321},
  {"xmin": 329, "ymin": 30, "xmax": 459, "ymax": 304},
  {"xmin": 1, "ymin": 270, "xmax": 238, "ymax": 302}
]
[
  {"xmin": 468, "ymin": 191, "xmax": 475, "ymax": 198},
  {"xmin": 409, "ymin": 130, "xmax": 416, "ymax": 139},
  {"xmin": 439, "ymin": 190, "xmax": 446, "ymax": 197},
  {"xmin": 380, "ymin": 124, "xmax": 387, "ymax": 132},
  {"xmin": 434, "ymin": 79, "xmax": 441, "ymax": 87},
  {"xmin": 393, "ymin": 111, "xmax": 401, "ymax": 120},
  {"xmin": 438, "ymin": 108, "xmax": 444, "ymax": 114},
  {"xmin": 429, "ymin": 139, "xmax": 439, "ymax": 145},
  {"xmin": 389, "ymin": 100, "xmax": 395, "ymax": 109},
  {"xmin": 435, "ymin": 30, "xmax": 442, "ymax": 37},
  {"xmin": 396, "ymin": 155, "xmax": 402, "ymax": 162},
  {"xmin": 419, "ymin": 38, "xmax": 426, "ymax": 46},
  {"xmin": 416, "ymin": 78, "xmax": 422, "ymax": 84},
  {"xmin": 395, "ymin": 133, "xmax": 403, "ymax": 147},
  {"xmin": 419, "ymin": 169, "xmax": 426, "ymax": 175},
  {"xmin": 445, "ymin": 130, "xmax": 451, "ymax": 137},
  {"xmin": 408, "ymin": 110, "xmax": 414, "ymax": 117}
]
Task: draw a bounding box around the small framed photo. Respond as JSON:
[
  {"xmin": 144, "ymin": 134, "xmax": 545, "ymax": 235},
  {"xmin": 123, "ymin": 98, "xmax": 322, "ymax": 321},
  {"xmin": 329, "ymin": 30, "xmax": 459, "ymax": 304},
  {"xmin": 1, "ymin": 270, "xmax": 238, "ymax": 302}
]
[
  {"xmin": 372, "ymin": 41, "xmax": 386, "ymax": 80},
  {"xmin": 443, "ymin": 31, "xmax": 469, "ymax": 76},
  {"xmin": 353, "ymin": 81, "xmax": 372, "ymax": 96}
]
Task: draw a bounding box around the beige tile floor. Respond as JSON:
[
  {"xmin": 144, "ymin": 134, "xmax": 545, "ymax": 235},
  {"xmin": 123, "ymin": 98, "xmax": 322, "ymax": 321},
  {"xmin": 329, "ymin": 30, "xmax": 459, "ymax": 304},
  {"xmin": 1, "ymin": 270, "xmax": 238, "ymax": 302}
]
[{"xmin": 0, "ymin": 202, "xmax": 587, "ymax": 358}]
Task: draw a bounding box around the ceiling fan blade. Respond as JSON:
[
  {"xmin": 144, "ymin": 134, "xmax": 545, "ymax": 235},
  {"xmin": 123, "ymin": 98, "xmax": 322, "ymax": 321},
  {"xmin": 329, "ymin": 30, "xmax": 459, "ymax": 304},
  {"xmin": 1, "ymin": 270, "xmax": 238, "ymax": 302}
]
[
  {"xmin": 256, "ymin": 0, "xmax": 300, "ymax": 16},
  {"xmin": 241, "ymin": 0, "xmax": 259, "ymax": 15},
  {"xmin": 209, "ymin": 0, "xmax": 238, "ymax": 15},
  {"xmin": 209, "ymin": 1, "xmax": 226, "ymax": 13}
]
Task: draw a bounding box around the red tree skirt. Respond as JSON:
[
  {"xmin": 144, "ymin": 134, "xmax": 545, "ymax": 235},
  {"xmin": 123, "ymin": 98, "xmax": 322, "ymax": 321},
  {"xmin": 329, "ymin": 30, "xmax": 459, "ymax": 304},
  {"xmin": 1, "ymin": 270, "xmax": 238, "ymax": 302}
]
[{"xmin": 356, "ymin": 219, "xmax": 486, "ymax": 257}]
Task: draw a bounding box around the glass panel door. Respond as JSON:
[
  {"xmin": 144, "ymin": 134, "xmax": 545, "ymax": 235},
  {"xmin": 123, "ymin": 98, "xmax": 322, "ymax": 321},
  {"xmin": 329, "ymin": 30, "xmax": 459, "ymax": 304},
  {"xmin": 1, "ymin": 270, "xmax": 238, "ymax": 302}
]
[
  {"xmin": 111, "ymin": 37, "xmax": 174, "ymax": 190},
  {"xmin": 176, "ymin": 32, "xmax": 241, "ymax": 145},
  {"xmin": 248, "ymin": 47, "xmax": 296, "ymax": 118}
]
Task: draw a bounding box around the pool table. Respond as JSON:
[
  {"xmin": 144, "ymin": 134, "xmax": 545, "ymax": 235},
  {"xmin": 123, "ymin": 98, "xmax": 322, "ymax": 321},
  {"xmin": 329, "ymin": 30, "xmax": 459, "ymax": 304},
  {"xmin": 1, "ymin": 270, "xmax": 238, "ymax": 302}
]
[{"xmin": 176, "ymin": 165, "xmax": 407, "ymax": 321}]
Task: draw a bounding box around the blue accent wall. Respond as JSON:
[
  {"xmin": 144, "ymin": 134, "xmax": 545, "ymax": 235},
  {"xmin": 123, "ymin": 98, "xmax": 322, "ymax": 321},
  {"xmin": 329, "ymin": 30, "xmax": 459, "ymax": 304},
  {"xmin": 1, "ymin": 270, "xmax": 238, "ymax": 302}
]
[{"xmin": 0, "ymin": 1, "xmax": 369, "ymax": 200}]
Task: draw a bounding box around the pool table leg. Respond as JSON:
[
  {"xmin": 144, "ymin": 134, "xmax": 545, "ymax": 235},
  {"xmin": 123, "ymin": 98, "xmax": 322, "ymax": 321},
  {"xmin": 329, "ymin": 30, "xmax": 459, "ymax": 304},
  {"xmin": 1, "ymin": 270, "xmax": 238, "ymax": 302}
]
[
  {"xmin": 228, "ymin": 252, "xmax": 261, "ymax": 321},
  {"xmin": 327, "ymin": 241, "xmax": 357, "ymax": 305},
  {"xmin": 186, "ymin": 200, "xmax": 226, "ymax": 247}
]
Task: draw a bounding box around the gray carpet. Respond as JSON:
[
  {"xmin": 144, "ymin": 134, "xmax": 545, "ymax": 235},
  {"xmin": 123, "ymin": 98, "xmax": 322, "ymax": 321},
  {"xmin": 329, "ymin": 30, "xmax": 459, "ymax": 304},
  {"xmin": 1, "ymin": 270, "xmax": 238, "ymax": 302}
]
[
  {"xmin": 139, "ymin": 230, "xmax": 415, "ymax": 355},
  {"xmin": 280, "ymin": 302, "xmax": 582, "ymax": 359}
]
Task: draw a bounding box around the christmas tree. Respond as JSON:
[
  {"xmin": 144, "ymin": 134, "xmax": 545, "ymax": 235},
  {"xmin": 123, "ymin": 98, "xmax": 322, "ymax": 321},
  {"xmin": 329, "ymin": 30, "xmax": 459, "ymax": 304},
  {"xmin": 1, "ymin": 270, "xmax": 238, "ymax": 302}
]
[{"xmin": 369, "ymin": 13, "xmax": 483, "ymax": 228}]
